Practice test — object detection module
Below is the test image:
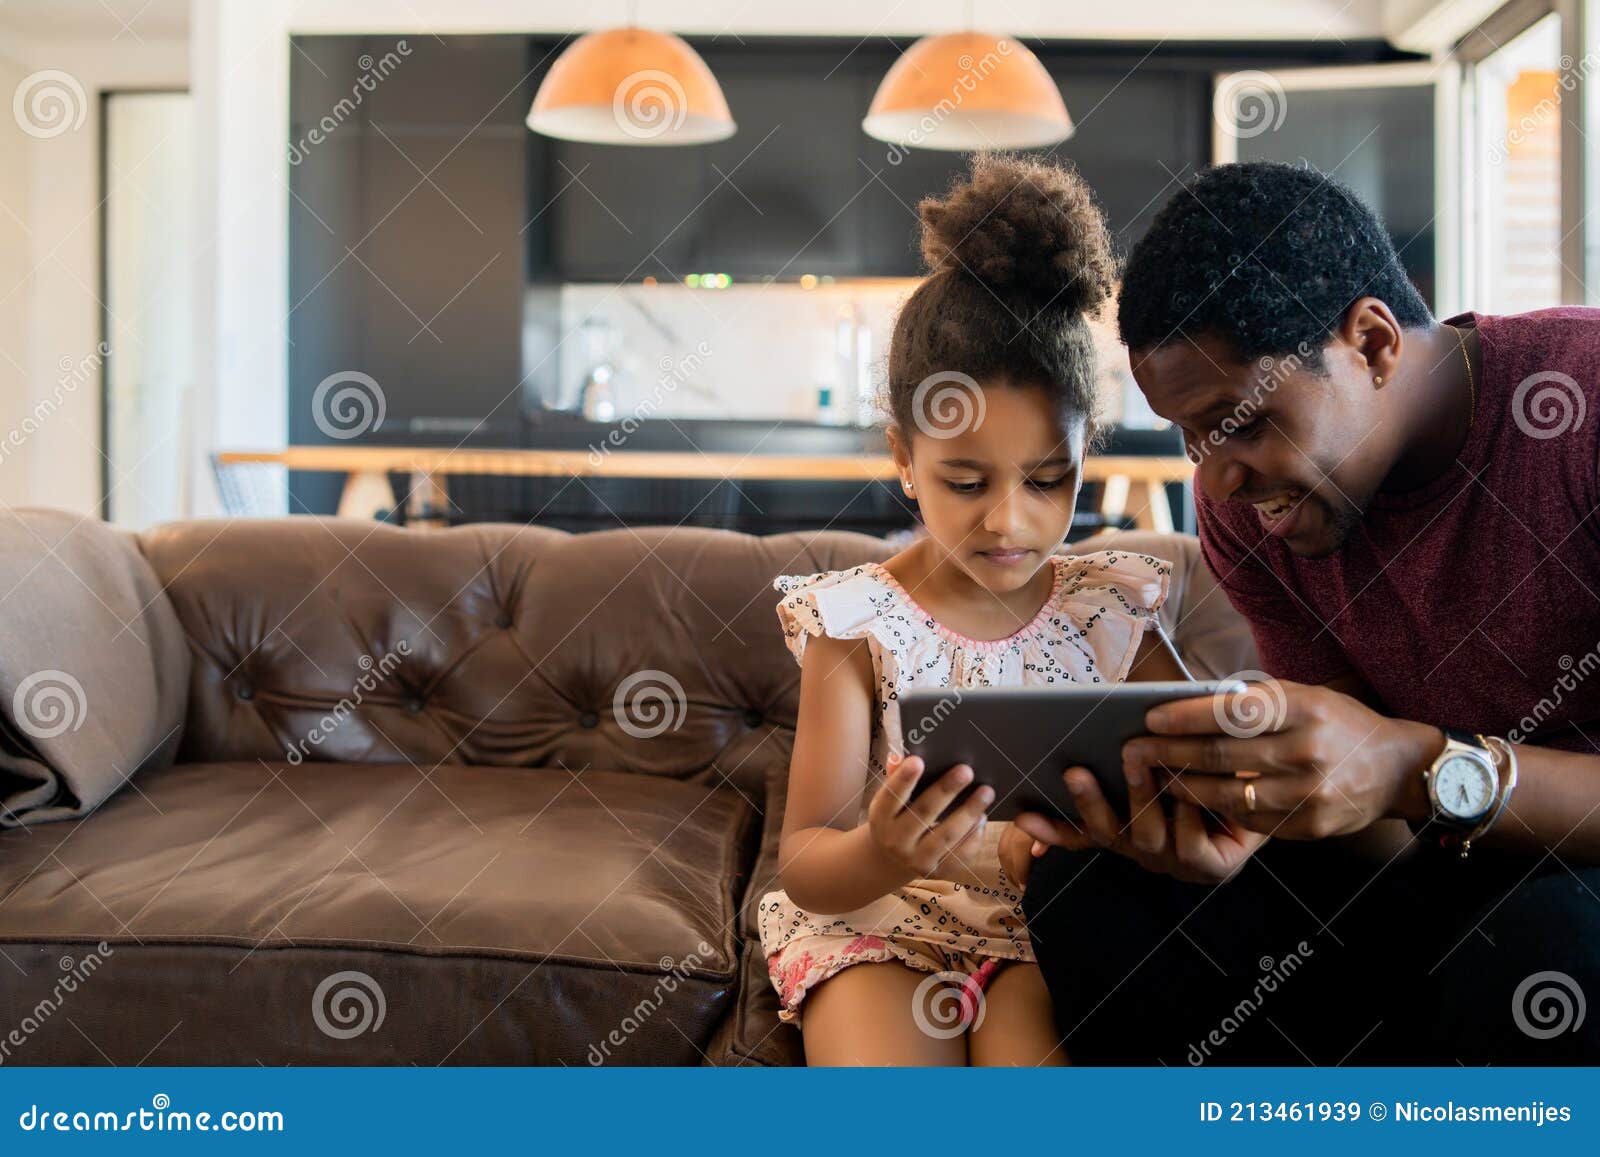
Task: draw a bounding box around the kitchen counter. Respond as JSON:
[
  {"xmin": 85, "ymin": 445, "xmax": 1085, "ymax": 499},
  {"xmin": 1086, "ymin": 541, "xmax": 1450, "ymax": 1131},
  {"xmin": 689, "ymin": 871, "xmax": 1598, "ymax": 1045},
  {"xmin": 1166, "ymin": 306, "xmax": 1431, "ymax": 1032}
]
[{"xmin": 218, "ymin": 440, "xmax": 1193, "ymax": 533}]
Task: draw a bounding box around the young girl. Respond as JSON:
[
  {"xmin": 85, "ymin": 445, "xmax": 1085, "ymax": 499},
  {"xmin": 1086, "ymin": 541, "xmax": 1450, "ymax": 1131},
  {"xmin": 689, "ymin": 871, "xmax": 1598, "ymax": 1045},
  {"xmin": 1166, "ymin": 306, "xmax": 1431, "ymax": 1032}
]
[{"xmin": 757, "ymin": 153, "xmax": 1191, "ymax": 1066}]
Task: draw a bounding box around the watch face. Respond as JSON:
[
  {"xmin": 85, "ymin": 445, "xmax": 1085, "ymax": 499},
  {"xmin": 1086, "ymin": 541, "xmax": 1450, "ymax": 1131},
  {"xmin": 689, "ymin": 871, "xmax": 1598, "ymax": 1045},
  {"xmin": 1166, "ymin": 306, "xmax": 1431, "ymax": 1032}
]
[{"xmin": 1435, "ymin": 753, "xmax": 1497, "ymax": 820}]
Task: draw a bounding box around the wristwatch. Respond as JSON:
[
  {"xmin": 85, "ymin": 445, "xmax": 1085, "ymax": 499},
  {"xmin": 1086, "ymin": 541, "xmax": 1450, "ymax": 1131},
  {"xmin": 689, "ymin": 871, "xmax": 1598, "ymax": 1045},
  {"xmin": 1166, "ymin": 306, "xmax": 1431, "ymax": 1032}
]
[{"xmin": 1420, "ymin": 729, "xmax": 1500, "ymax": 851}]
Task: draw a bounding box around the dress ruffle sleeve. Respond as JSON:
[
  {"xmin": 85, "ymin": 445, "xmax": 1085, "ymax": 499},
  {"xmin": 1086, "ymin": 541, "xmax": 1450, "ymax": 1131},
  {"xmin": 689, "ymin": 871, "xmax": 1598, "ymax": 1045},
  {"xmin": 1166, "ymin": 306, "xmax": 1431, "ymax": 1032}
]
[
  {"xmin": 1054, "ymin": 549, "xmax": 1173, "ymax": 683},
  {"xmin": 772, "ymin": 567, "xmax": 893, "ymax": 667}
]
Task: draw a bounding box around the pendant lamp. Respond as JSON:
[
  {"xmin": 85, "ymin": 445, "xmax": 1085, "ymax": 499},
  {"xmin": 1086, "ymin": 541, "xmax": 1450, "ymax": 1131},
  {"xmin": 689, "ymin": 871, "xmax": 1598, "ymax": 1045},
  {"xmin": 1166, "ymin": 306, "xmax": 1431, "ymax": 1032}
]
[
  {"xmin": 527, "ymin": 26, "xmax": 735, "ymax": 146},
  {"xmin": 863, "ymin": 31, "xmax": 1072, "ymax": 151}
]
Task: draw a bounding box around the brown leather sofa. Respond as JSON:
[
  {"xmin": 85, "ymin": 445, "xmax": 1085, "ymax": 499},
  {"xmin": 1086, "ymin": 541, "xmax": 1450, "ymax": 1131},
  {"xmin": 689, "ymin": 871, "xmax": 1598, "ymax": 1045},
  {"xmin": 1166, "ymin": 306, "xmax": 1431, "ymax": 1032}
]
[{"xmin": 0, "ymin": 511, "xmax": 1252, "ymax": 1066}]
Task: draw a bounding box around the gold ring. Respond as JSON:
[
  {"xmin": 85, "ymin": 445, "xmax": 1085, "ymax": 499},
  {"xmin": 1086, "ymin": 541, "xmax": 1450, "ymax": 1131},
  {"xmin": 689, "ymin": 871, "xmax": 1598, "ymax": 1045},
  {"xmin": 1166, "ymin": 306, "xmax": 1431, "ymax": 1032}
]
[{"xmin": 1243, "ymin": 781, "xmax": 1258, "ymax": 813}]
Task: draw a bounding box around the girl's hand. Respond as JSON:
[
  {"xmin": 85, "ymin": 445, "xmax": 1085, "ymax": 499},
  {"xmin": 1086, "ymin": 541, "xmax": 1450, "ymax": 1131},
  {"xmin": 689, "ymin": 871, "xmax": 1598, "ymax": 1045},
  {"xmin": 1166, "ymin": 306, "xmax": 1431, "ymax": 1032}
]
[
  {"xmin": 1014, "ymin": 765, "xmax": 1269, "ymax": 886},
  {"xmin": 866, "ymin": 754, "xmax": 993, "ymax": 878},
  {"xmin": 998, "ymin": 822, "xmax": 1047, "ymax": 890}
]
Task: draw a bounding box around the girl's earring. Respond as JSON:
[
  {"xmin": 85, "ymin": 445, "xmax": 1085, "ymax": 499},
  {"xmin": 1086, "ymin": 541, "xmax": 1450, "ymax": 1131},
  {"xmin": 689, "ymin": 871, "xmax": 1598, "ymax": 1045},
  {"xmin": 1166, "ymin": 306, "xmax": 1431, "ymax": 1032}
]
[
  {"xmin": 902, "ymin": 479, "xmax": 915, "ymax": 495},
  {"xmin": 1374, "ymin": 374, "xmax": 1384, "ymax": 385}
]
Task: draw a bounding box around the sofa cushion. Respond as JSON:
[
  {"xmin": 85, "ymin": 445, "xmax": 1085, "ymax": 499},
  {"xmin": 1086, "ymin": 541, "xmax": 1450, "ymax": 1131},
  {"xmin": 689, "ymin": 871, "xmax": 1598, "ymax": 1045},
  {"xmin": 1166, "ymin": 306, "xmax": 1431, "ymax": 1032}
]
[
  {"xmin": 0, "ymin": 509, "xmax": 190, "ymax": 826},
  {"xmin": 703, "ymin": 940, "xmax": 805, "ymax": 1067},
  {"xmin": 0, "ymin": 760, "xmax": 755, "ymax": 1064}
]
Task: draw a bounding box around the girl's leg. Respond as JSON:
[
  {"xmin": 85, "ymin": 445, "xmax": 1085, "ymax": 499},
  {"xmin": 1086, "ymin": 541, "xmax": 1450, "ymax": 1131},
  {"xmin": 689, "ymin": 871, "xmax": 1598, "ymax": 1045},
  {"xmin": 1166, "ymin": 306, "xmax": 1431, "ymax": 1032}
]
[
  {"xmin": 966, "ymin": 962, "xmax": 1070, "ymax": 1066},
  {"xmin": 800, "ymin": 961, "xmax": 969, "ymax": 1066}
]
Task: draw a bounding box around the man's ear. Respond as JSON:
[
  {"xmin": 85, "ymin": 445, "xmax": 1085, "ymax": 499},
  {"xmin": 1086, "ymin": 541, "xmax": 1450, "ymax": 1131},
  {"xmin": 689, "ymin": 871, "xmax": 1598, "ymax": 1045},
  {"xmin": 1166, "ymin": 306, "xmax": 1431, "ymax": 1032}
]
[{"xmin": 1337, "ymin": 297, "xmax": 1404, "ymax": 386}]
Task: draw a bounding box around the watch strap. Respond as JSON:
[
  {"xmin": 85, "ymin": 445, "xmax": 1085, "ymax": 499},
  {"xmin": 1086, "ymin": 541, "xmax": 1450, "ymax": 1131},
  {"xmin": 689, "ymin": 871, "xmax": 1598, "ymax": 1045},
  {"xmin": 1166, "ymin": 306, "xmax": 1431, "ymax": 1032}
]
[
  {"xmin": 1411, "ymin": 728, "xmax": 1493, "ymax": 848},
  {"xmin": 1459, "ymin": 735, "xmax": 1519, "ymax": 853}
]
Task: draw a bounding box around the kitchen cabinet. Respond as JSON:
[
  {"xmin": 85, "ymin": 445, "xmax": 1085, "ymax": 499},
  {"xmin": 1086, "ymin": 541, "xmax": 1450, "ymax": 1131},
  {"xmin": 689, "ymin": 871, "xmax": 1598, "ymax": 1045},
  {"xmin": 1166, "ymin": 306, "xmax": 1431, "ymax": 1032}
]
[
  {"xmin": 288, "ymin": 34, "xmax": 532, "ymax": 514},
  {"xmin": 544, "ymin": 139, "xmax": 705, "ymax": 281},
  {"xmin": 691, "ymin": 48, "xmax": 877, "ymax": 277},
  {"xmin": 1048, "ymin": 66, "xmax": 1210, "ymax": 241}
]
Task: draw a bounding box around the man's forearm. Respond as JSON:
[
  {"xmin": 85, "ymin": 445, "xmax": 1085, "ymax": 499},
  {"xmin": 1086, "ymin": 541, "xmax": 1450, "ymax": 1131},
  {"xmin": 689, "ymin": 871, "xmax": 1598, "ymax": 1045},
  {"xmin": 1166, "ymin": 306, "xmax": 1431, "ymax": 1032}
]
[{"xmin": 1463, "ymin": 745, "xmax": 1599, "ymax": 862}]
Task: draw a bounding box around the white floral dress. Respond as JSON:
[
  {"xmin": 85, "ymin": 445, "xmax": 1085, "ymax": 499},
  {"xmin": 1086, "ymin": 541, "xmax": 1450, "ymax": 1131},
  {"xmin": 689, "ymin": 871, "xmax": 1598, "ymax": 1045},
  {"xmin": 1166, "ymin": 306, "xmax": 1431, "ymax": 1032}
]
[{"xmin": 758, "ymin": 549, "xmax": 1172, "ymax": 1027}]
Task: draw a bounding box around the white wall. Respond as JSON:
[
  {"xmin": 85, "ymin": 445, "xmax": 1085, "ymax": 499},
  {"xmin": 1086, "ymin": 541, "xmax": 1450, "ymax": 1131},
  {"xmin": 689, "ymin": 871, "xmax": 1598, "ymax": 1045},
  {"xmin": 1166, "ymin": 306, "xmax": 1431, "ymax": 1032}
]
[
  {"xmin": 0, "ymin": 52, "xmax": 30, "ymax": 508},
  {"xmin": 189, "ymin": 0, "xmax": 291, "ymax": 516},
  {"xmin": 0, "ymin": 33, "xmax": 186, "ymax": 516}
]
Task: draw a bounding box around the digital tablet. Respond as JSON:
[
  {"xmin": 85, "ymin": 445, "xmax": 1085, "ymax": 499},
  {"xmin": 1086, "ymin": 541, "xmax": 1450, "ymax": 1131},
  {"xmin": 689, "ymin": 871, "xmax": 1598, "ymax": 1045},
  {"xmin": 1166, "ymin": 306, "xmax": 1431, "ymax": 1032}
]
[{"xmin": 899, "ymin": 680, "xmax": 1244, "ymax": 823}]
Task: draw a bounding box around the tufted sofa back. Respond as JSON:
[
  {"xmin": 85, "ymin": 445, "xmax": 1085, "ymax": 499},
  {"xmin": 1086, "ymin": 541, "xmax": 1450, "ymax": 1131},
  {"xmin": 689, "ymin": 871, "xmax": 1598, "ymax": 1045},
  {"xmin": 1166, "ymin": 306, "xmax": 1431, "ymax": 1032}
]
[
  {"xmin": 136, "ymin": 519, "xmax": 894, "ymax": 799},
  {"xmin": 132, "ymin": 518, "xmax": 1255, "ymax": 802}
]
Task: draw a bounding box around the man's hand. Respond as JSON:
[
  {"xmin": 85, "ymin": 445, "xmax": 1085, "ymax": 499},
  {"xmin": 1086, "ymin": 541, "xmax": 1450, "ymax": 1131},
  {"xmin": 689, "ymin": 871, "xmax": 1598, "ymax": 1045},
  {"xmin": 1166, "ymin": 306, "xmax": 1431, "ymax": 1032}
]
[
  {"xmin": 1128, "ymin": 679, "xmax": 1442, "ymax": 839},
  {"xmin": 1014, "ymin": 763, "xmax": 1269, "ymax": 885},
  {"xmin": 998, "ymin": 822, "xmax": 1045, "ymax": 890}
]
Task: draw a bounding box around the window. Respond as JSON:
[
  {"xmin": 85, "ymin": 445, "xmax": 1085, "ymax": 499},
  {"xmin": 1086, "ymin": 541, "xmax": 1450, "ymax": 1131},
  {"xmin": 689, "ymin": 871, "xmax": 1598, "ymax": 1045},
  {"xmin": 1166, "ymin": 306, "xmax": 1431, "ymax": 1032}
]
[
  {"xmin": 103, "ymin": 91, "xmax": 194, "ymax": 527},
  {"xmin": 1214, "ymin": 63, "xmax": 1444, "ymax": 311},
  {"xmin": 1465, "ymin": 12, "xmax": 1564, "ymax": 314}
]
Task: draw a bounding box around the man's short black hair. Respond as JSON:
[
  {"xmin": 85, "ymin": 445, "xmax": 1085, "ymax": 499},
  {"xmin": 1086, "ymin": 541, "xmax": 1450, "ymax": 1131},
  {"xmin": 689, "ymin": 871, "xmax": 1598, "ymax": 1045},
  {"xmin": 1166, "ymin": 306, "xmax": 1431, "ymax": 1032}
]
[{"xmin": 1117, "ymin": 161, "xmax": 1432, "ymax": 364}]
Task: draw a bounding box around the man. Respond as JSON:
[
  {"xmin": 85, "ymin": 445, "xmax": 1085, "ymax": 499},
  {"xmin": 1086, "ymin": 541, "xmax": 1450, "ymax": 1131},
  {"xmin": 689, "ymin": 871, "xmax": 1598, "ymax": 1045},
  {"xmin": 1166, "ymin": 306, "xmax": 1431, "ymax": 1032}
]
[{"xmin": 1017, "ymin": 161, "xmax": 1600, "ymax": 1064}]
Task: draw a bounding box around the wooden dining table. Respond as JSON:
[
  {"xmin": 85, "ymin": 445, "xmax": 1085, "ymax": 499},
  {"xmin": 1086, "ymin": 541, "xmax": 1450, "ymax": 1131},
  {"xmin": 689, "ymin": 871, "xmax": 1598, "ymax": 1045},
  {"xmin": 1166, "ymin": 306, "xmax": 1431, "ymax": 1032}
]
[{"xmin": 215, "ymin": 446, "xmax": 1195, "ymax": 533}]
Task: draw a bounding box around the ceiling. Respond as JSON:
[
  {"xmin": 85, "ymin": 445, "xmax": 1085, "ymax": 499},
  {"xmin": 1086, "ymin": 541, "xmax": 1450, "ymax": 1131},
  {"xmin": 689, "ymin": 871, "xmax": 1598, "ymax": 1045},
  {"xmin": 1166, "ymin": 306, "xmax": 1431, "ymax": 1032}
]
[
  {"xmin": 0, "ymin": 0, "xmax": 1482, "ymax": 54},
  {"xmin": 0, "ymin": 0, "xmax": 1400, "ymax": 44}
]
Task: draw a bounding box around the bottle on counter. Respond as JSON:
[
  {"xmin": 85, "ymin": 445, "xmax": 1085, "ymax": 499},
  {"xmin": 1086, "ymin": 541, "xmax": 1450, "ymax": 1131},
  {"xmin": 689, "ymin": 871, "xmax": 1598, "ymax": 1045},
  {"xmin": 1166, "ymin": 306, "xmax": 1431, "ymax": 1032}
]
[{"xmin": 815, "ymin": 384, "xmax": 844, "ymax": 425}]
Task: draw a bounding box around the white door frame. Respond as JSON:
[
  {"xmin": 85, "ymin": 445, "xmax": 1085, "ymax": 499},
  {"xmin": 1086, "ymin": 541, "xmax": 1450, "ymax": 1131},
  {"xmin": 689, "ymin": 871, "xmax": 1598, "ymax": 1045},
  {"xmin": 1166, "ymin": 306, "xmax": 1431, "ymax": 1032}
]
[{"xmin": 1212, "ymin": 60, "xmax": 1464, "ymax": 316}]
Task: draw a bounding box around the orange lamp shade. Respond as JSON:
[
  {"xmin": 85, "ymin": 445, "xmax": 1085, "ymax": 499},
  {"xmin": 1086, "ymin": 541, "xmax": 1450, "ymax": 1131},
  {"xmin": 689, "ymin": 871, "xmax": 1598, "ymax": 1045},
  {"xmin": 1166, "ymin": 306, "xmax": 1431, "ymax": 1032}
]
[
  {"xmin": 863, "ymin": 31, "xmax": 1072, "ymax": 151},
  {"xmin": 526, "ymin": 27, "xmax": 736, "ymax": 146}
]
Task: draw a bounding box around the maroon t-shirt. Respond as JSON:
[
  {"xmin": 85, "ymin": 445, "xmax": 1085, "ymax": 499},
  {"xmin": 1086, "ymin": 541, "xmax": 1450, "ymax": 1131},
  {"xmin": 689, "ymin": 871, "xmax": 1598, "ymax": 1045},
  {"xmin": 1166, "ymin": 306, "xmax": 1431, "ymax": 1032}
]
[{"xmin": 1197, "ymin": 308, "xmax": 1600, "ymax": 753}]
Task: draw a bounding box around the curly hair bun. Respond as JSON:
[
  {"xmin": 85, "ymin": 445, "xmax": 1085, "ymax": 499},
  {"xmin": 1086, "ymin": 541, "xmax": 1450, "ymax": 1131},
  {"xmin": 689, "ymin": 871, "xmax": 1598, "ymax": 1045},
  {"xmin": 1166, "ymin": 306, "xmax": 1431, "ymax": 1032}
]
[{"xmin": 918, "ymin": 152, "xmax": 1114, "ymax": 317}]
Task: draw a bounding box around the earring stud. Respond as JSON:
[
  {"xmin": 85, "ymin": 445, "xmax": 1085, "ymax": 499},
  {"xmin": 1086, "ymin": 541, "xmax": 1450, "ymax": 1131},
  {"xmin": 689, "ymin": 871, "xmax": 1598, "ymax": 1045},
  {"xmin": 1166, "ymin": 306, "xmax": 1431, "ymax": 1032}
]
[{"xmin": 1374, "ymin": 374, "xmax": 1384, "ymax": 385}]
